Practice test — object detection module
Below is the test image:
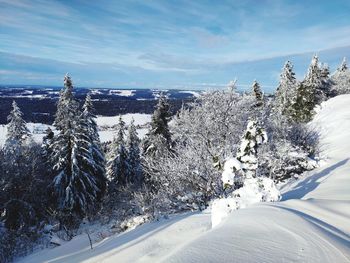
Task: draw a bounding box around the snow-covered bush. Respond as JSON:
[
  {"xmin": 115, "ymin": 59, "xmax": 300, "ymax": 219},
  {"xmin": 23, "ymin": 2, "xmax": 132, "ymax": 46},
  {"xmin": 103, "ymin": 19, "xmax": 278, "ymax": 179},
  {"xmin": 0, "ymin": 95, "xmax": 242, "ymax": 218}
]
[
  {"xmin": 140, "ymin": 86, "xmax": 260, "ymax": 212},
  {"xmin": 212, "ymin": 177, "xmax": 280, "ymax": 228},
  {"xmin": 212, "ymin": 122, "xmax": 280, "ymax": 228}
]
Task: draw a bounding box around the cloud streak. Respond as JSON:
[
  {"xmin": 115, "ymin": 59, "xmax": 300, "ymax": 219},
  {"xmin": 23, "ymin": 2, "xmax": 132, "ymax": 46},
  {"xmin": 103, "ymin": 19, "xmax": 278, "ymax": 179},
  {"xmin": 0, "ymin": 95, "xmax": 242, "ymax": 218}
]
[{"xmin": 0, "ymin": 0, "xmax": 350, "ymax": 89}]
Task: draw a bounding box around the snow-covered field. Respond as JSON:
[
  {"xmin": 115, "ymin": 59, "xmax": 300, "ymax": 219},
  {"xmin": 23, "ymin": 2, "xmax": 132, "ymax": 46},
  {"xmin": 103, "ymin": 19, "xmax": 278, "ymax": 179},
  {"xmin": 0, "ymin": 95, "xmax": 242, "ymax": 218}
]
[
  {"xmin": 96, "ymin": 113, "xmax": 151, "ymax": 127},
  {"xmin": 16, "ymin": 95, "xmax": 350, "ymax": 263},
  {"xmin": 0, "ymin": 113, "xmax": 151, "ymax": 146}
]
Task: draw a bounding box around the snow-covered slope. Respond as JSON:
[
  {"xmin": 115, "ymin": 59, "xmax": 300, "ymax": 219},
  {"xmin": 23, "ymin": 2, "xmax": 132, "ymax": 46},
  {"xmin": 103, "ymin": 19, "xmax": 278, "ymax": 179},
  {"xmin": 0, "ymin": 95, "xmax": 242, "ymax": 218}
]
[{"xmin": 17, "ymin": 95, "xmax": 350, "ymax": 263}]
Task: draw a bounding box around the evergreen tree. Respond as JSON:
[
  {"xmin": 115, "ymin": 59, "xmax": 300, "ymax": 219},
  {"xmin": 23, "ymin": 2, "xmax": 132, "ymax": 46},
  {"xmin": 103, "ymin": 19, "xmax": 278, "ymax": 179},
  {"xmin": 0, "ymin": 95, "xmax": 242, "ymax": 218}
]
[
  {"xmin": 291, "ymin": 82, "xmax": 316, "ymax": 123},
  {"xmin": 53, "ymin": 74, "xmax": 79, "ymax": 131},
  {"xmin": 331, "ymin": 57, "xmax": 350, "ymax": 95},
  {"xmin": 107, "ymin": 116, "xmax": 129, "ymax": 186},
  {"xmin": 304, "ymin": 55, "xmax": 324, "ymax": 104},
  {"xmin": 126, "ymin": 118, "xmax": 142, "ymax": 185},
  {"xmin": 80, "ymin": 94, "xmax": 107, "ymax": 199},
  {"xmin": 251, "ymin": 80, "xmax": 264, "ymax": 107},
  {"xmin": 0, "ymin": 104, "xmax": 48, "ymax": 233},
  {"xmin": 319, "ymin": 63, "xmax": 333, "ymax": 98},
  {"xmin": 274, "ymin": 61, "xmax": 297, "ymax": 116},
  {"xmin": 236, "ymin": 120, "xmax": 267, "ymax": 179},
  {"xmin": 291, "ymin": 55, "xmax": 322, "ymax": 122},
  {"xmin": 4, "ymin": 101, "xmax": 31, "ymax": 155},
  {"xmin": 42, "ymin": 127, "xmax": 54, "ymax": 162},
  {"xmin": 51, "ymin": 75, "xmax": 104, "ymax": 221},
  {"xmin": 338, "ymin": 57, "xmax": 348, "ymax": 71},
  {"xmin": 142, "ymin": 93, "xmax": 172, "ymax": 156}
]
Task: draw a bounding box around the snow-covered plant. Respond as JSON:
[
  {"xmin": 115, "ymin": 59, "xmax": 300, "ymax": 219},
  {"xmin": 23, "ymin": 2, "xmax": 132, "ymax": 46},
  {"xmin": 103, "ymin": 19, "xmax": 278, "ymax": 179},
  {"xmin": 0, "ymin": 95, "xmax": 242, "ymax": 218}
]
[
  {"xmin": 257, "ymin": 103, "xmax": 319, "ymax": 181},
  {"xmin": 107, "ymin": 116, "xmax": 129, "ymax": 186},
  {"xmin": 126, "ymin": 118, "xmax": 143, "ymax": 186},
  {"xmin": 319, "ymin": 63, "xmax": 333, "ymax": 98},
  {"xmin": 42, "ymin": 127, "xmax": 54, "ymax": 161},
  {"xmin": 236, "ymin": 120, "xmax": 268, "ymax": 179},
  {"xmin": 140, "ymin": 84, "xmax": 261, "ymax": 212},
  {"xmin": 274, "ymin": 61, "xmax": 298, "ymax": 116},
  {"xmin": 51, "ymin": 75, "xmax": 105, "ymax": 220},
  {"xmin": 4, "ymin": 101, "xmax": 32, "ymax": 156},
  {"xmin": 212, "ymin": 122, "xmax": 278, "ymax": 228},
  {"xmin": 211, "ymin": 175, "xmax": 280, "ymax": 228},
  {"xmin": 251, "ymin": 80, "xmax": 264, "ymax": 107},
  {"xmin": 80, "ymin": 94, "xmax": 107, "ymax": 199},
  {"xmin": 291, "ymin": 55, "xmax": 325, "ymax": 123},
  {"xmin": 142, "ymin": 93, "xmax": 172, "ymax": 156},
  {"xmin": 331, "ymin": 57, "xmax": 350, "ymax": 95}
]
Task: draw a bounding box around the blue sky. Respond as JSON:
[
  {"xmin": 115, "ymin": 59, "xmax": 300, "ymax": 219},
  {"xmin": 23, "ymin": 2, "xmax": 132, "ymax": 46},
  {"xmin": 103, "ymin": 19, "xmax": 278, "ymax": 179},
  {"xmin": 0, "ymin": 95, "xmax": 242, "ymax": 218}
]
[{"xmin": 0, "ymin": 0, "xmax": 350, "ymax": 91}]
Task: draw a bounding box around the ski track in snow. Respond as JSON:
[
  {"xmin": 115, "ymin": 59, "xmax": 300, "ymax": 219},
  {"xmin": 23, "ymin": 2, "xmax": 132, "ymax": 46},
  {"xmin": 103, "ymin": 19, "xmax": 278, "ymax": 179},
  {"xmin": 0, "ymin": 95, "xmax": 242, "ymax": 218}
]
[{"xmin": 17, "ymin": 95, "xmax": 350, "ymax": 263}]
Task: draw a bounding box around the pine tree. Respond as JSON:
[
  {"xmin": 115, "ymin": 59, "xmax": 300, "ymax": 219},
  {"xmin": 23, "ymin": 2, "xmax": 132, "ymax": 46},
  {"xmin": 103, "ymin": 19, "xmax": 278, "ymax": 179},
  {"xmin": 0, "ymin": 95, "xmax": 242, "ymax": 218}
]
[
  {"xmin": 126, "ymin": 118, "xmax": 142, "ymax": 185},
  {"xmin": 319, "ymin": 63, "xmax": 333, "ymax": 98},
  {"xmin": 4, "ymin": 101, "xmax": 31, "ymax": 155},
  {"xmin": 51, "ymin": 75, "xmax": 104, "ymax": 220},
  {"xmin": 42, "ymin": 127, "xmax": 54, "ymax": 162},
  {"xmin": 291, "ymin": 82, "xmax": 316, "ymax": 123},
  {"xmin": 304, "ymin": 55, "xmax": 324, "ymax": 104},
  {"xmin": 107, "ymin": 116, "xmax": 129, "ymax": 186},
  {"xmin": 274, "ymin": 61, "xmax": 297, "ymax": 116},
  {"xmin": 339, "ymin": 57, "xmax": 348, "ymax": 72},
  {"xmin": 54, "ymin": 74, "xmax": 79, "ymax": 131},
  {"xmin": 142, "ymin": 93, "xmax": 172, "ymax": 156},
  {"xmin": 80, "ymin": 94, "xmax": 107, "ymax": 201},
  {"xmin": 236, "ymin": 120, "xmax": 267, "ymax": 179},
  {"xmin": 291, "ymin": 55, "xmax": 322, "ymax": 122},
  {"xmin": 251, "ymin": 80, "xmax": 264, "ymax": 107},
  {"xmin": 331, "ymin": 57, "xmax": 350, "ymax": 95}
]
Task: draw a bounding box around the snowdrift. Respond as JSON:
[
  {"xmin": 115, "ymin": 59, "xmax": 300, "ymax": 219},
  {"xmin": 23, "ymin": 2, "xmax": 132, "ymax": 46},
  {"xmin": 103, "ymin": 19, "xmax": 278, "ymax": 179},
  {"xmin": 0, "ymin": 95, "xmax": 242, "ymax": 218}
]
[{"xmin": 17, "ymin": 95, "xmax": 350, "ymax": 263}]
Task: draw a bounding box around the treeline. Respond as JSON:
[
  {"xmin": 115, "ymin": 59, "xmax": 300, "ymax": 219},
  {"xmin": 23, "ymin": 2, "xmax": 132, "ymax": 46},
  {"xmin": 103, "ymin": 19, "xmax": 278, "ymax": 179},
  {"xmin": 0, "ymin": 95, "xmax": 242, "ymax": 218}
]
[
  {"xmin": 0, "ymin": 95, "xmax": 191, "ymax": 125},
  {"xmin": 0, "ymin": 56, "xmax": 350, "ymax": 262}
]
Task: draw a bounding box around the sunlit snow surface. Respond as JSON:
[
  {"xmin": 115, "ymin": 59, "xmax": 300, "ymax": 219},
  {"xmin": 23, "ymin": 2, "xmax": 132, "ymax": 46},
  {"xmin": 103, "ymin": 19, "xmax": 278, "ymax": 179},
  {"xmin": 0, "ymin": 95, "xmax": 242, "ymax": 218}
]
[
  {"xmin": 17, "ymin": 95, "xmax": 350, "ymax": 263},
  {"xmin": 0, "ymin": 113, "xmax": 151, "ymax": 146}
]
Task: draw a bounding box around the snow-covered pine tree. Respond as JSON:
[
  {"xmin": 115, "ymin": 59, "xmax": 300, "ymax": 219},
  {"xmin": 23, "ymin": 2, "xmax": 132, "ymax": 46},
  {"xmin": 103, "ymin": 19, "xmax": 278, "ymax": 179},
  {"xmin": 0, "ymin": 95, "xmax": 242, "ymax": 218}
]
[
  {"xmin": 236, "ymin": 120, "xmax": 267, "ymax": 180},
  {"xmin": 319, "ymin": 63, "xmax": 333, "ymax": 98},
  {"xmin": 4, "ymin": 101, "xmax": 31, "ymax": 155},
  {"xmin": 252, "ymin": 80, "xmax": 264, "ymax": 107},
  {"xmin": 107, "ymin": 116, "xmax": 129, "ymax": 186},
  {"xmin": 274, "ymin": 61, "xmax": 298, "ymax": 116},
  {"xmin": 331, "ymin": 57, "xmax": 350, "ymax": 95},
  {"xmin": 291, "ymin": 55, "xmax": 322, "ymax": 123},
  {"xmin": 142, "ymin": 93, "xmax": 172, "ymax": 156},
  {"xmin": 53, "ymin": 74, "xmax": 79, "ymax": 131},
  {"xmin": 80, "ymin": 94, "xmax": 107, "ymax": 201},
  {"xmin": 51, "ymin": 75, "xmax": 104, "ymax": 220},
  {"xmin": 126, "ymin": 118, "xmax": 142, "ymax": 185},
  {"xmin": 291, "ymin": 82, "xmax": 316, "ymax": 123},
  {"xmin": 305, "ymin": 55, "xmax": 324, "ymax": 104},
  {"xmin": 42, "ymin": 127, "xmax": 54, "ymax": 162}
]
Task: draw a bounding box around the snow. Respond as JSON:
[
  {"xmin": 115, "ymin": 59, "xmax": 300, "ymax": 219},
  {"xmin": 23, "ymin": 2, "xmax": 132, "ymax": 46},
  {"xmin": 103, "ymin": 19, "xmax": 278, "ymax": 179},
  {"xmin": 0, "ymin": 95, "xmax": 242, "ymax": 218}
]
[
  {"xmin": 178, "ymin": 91, "xmax": 201, "ymax": 98},
  {"xmin": 221, "ymin": 157, "xmax": 242, "ymax": 186},
  {"xmin": 0, "ymin": 114, "xmax": 151, "ymax": 146},
  {"xmin": 108, "ymin": 90, "xmax": 136, "ymax": 97},
  {"xmin": 0, "ymin": 123, "xmax": 53, "ymax": 146},
  {"xmin": 96, "ymin": 113, "xmax": 151, "ymax": 142},
  {"xmin": 16, "ymin": 95, "xmax": 350, "ymax": 263},
  {"xmin": 96, "ymin": 113, "xmax": 151, "ymax": 128}
]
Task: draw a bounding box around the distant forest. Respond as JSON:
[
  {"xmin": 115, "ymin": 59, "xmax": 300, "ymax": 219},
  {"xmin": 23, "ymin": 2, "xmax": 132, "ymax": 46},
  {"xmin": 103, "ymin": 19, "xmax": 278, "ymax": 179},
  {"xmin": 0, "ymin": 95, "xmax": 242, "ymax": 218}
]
[{"xmin": 0, "ymin": 87, "xmax": 195, "ymax": 124}]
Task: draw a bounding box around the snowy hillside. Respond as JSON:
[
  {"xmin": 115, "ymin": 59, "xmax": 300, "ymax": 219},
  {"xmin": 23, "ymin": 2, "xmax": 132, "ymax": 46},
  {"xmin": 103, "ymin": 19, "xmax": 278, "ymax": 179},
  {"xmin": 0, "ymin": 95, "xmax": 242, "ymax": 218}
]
[
  {"xmin": 0, "ymin": 113, "xmax": 151, "ymax": 146},
  {"xmin": 17, "ymin": 94, "xmax": 350, "ymax": 263}
]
